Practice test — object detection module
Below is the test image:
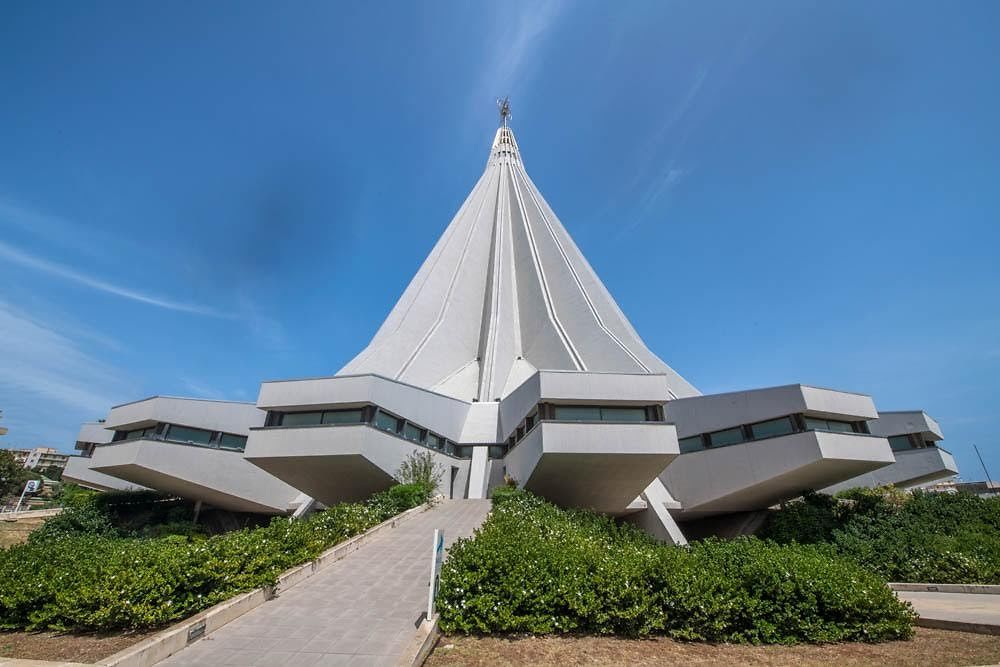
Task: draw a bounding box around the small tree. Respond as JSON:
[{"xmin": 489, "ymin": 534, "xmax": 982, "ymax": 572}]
[
  {"xmin": 38, "ymin": 465, "xmax": 63, "ymax": 482},
  {"xmin": 397, "ymin": 450, "xmax": 444, "ymax": 490},
  {"xmin": 0, "ymin": 449, "xmax": 29, "ymax": 500}
]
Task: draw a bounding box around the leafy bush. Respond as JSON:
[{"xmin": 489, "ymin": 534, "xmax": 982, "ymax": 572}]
[
  {"xmin": 397, "ymin": 450, "xmax": 443, "ymax": 489},
  {"xmin": 489, "ymin": 485, "xmax": 520, "ymax": 502},
  {"xmin": 366, "ymin": 481, "xmax": 435, "ymax": 520},
  {"xmin": 58, "ymin": 483, "xmax": 99, "ymax": 509},
  {"xmin": 0, "ymin": 482, "xmax": 432, "ymax": 632},
  {"xmin": 29, "ymin": 503, "xmax": 120, "ymax": 543},
  {"xmin": 438, "ymin": 490, "xmax": 914, "ymax": 643},
  {"xmin": 760, "ymin": 487, "xmax": 1000, "ymax": 584}
]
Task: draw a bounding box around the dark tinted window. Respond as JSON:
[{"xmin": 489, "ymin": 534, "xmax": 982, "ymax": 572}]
[
  {"xmin": 678, "ymin": 436, "xmax": 704, "ymax": 453},
  {"xmin": 888, "ymin": 435, "xmax": 914, "ymax": 451},
  {"xmin": 708, "ymin": 427, "xmax": 744, "ymax": 448},
  {"xmin": 750, "ymin": 417, "xmax": 795, "ymax": 440},
  {"xmin": 281, "ymin": 412, "xmax": 323, "ymax": 426},
  {"xmin": 553, "ymin": 406, "xmax": 601, "ymax": 420},
  {"xmin": 167, "ymin": 425, "xmax": 213, "ymax": 445},
  {"xmin": 219, "ymin": 433, "xmax": 248, "ymax": 450},
  {"xmin": 805, "ymin": 417, "xmax": 856, "ymax": 433},
  {"xmin": 402, "ymin": 422, "xmax": 424, "ymax": 442},
  {"xmin": 322, "ymin": 409, "xmax": 363, "ymax": 424},
  {"xmin": 374, "ymin": 411, "xmax": 401, "ymax": 433}
]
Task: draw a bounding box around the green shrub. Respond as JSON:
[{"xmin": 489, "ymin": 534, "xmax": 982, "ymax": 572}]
[
  {"xmin": 0, "ymin": 482, "xmax": 431, "ymax": 632},
  {"xmin": 760, "ymin": 487, "xmax": 1000, "ymax": 584},
  {"xmin": 365, "ymin": 481, "xmax": 435, "ymax": 522},
  {"xmin": 58, "ymin": 483, "xmax": 99, "ymax": 509},
  {"xmin": 397, "ymin": 450, "xmax": 444, "ymax": 489},
  {"xmin": 29, "ymin": 504, "xmax": 120, "ymax": 544},
  {"xmin": 438, "ymin": 490, "xmax": 914, "ymax": 643},
  {"xmin": 489, "ymin": 485, "xmax": 520, "ymax": 502}
]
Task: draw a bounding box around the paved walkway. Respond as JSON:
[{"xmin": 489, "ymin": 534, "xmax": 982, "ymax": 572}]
[
  {"xmin": 898, "ymin": 591, "xmax": 1000, "ymax": 634},
  {"xmin": 159, "ymin": 499, "xmax": 491, "ymax": 666}
]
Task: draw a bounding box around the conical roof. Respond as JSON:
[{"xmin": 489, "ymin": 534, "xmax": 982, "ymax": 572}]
[{"xmin": 339, "ymin": 122, "xmax": 700, "ymax": 402}]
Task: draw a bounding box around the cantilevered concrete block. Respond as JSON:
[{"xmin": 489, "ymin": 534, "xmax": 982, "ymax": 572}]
[
  {"xmin": 504, "ymin": 421, "xmax": 678, "ymax": 515},
  {"xmin": 663, "ymin": 385, "xmax": 894, "ymax": 519},
  {"xmin": 245, "ymin": 423, "xmax": 469, "ymax": 506},
  {"xmin": 822, "ymin": 410, "xmax": 958, "ymax": 493},
  {"xmin": 664, "ymin": 430, "xmax": 894, "ymax": 519},
  {"xmin": 90, "ymin": 440, "xmax": 299, "ymax": 514},
  {"xmin": 62, "ymin": 421, "xmax": 147, "ymax": 492},
  {"xmin": 89, "ymin": 397, "xmax": 300, "ymax": 514}
]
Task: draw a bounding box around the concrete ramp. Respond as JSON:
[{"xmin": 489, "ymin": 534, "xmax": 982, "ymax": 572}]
[{"xmin": 158, "ymin": 499, "xmax": 491, "ymax": 666}]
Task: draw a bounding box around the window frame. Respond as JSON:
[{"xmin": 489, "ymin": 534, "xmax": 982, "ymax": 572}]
[{"xmin": 707, "ymin": 426, "xmax": 745, "ymax": 448}]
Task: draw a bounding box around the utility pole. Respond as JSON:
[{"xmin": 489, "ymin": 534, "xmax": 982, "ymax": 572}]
[{"xmin": 973, "ymin": 444, "xmax": 995, "ymax": 488}]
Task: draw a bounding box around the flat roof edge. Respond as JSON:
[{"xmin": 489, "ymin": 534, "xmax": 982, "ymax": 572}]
[
  {"xmin": 109, "ymin": 395, "xmax": 257, "ymax": 409},
  {"xmin": 669, "ymin": 383, "xmax": 873, "ymax": 401}
]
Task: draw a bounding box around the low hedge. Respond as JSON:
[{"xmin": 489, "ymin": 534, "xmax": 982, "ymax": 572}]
[
  {"xmin": 0, "ymin": 482, "xmax": 433, "ymax": 631},
  {"xmin": 438, "ymin": 490, "xmax": 914, "ymax": 643},
  {"xmin": 761, "ymin": 488, "xmax": 1000, "ymax": 584}
]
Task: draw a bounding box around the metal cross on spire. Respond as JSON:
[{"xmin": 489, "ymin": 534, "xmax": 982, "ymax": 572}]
[{"xmin": 497, "ymin": 97, "xmax": 511, "ymax": 127}]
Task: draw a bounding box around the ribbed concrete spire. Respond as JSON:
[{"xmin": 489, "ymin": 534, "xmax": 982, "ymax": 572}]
[{"xmin": 338, "ymin": 123, "xmax": 700, "ymax": 402}]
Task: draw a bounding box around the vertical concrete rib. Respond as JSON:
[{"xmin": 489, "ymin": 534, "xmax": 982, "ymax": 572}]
[
  {"xmin": 396, "ymin": 166, "xmax": 499, "ymax": 380},
  {"xmin": 347, "ymin": 170, "xmax": 490, "ymax": 371},
  {"xmin": 337, "ymin": 123, "xmax": 699, "ymax": 401},
  {"xmin": 477, "ymin": 160, "xmax": 507, "ymax": 401},
  {"xmin": 514, "ymin": 165, "xmax": 651, "ymax": 372},
  {"xmin": 509, "ymin": 155, "xmax": 586, "ymax": 371}
]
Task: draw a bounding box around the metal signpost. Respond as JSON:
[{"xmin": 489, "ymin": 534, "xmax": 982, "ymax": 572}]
[
  {"xmin": 14, "ymin": 479, "xmax": 41, "ymax": 513},
  {"xmin": 427, "ymin": 528, "xmax": 445, "ymax": 620}
]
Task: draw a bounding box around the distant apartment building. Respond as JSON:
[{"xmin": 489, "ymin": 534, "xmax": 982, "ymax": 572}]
[
  {"xmin": 7, "ymin": 448, "xmax": 31, "ymax": 466},
  {"xmin": 8, "ymin": 446, "xmax": 70, "ymax": 471},
  {"xmin": 926, "ymin": 479, "xmax": 998, "ymax": 498}
]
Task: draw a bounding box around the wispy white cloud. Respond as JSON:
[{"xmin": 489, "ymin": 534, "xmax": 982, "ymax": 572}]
[
  {"xmin": 0, "ymin": 301, "xmax": 134, "ymax": 447},
  {"xmin": 628, "ymin": 66, "xmax": 710, "ymax": 190},
  {"xmin": 623, "ymin": 22, "xmax": 774, "ymax": 234},
  {"xmin": 484, "ymin": 1, "xmax": 565, "ymax": 92},
  {"xmin": 0, "ymin": 196, "xmax": 141, "ymax": 259},
  {"xmin": 234, "ymin": 293, "xmax": 290, "ymax": 352},
  {"xmin": 468, "ymin": 0, "xmax": 567, "ymax": 125},
  {"xmin": 179, "ymin": 376, "xmax": 230, "ymax": 401},
  {"xmin": 616, "ymin": 66, "xmax": 711, "ymax": 237},
  {"xmin": 0, "ymin": 239, "xmax": 232, "ymax": 318}
]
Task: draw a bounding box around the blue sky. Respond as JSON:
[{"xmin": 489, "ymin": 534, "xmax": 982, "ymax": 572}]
[{"xmin": 1, "ymin": 1, "xmax": 998, "ymax": 481}]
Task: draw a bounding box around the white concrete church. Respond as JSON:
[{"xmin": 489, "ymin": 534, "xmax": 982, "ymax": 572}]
[{"xmin": 64, "ymin": 108, "xmax": 958, "ymax": 542}]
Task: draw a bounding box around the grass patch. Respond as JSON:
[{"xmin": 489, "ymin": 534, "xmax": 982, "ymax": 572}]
[{"xmin": 426, "ymin": 628, "xmax": 1000, "ymax": 667}]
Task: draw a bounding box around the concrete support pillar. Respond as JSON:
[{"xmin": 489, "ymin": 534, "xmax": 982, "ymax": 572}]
[
  {"xmin": 467, "ymin": 447, "xmax": 489, "ymax": 499},
  {"xmin": 625, "ymin": 478, "xmax": 688, "ymax": 545}
]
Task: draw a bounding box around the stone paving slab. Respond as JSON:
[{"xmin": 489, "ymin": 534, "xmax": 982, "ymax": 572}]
[
  {"xmin": 158, "ymin": 500, "xmax": 490, "ymax": 666},
  {"xmin": 898, "ymin": 591, "xmax": 1000, "ymax": 635}
]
